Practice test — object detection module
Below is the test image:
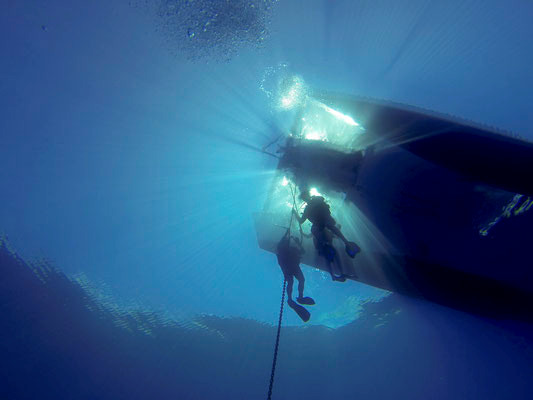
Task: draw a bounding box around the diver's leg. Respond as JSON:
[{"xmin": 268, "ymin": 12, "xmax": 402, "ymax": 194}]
[
  {"xmin": 327, "ymin": 221, "xmax": 360, "ymax": 258},
  {"xmin": 286, "ymin": 275, "xmax": 294, "ymax": 302},
  {"xmin": 312, "ymin": 232, "xmax": 319, "ymax": 251},
  {"xmin": 328, "ymin": 224, "xmax": 349, "ymax": 244},
  {"xmin": 311, "ymin": 226, "xmax": 331, "ymax": 277},
  {"xmin": 286, "ymin": 272, "xmax": 311, "ymax": 322},
  {"xmin": 312, "ymin": 224, "xmax": 340, "ymax": 280},
  {"xmin": 294, "ymin": 267, "xmax": 316, "ymax": 305},
  {"xmin": 326, "ymin": 260, "xmax": 337, "ymax": 281},
  {"xmin": 315, "ymin": 230, "xmax": 336, "ymax": 280},
  {"xmin": 332, "ymin": 249, "xmax": 346, "ymax": 282},
  {"xmin": 294, "ymin": 267, "xmax": 305, "ymax": 299}
]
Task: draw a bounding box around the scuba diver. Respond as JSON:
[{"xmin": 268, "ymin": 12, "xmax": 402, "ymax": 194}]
[
  {"xmin": 293, "ymin": 191, "xmax": 360, "ymax": 282},
  {"xmin": 276, "ymin": 230, "xmax": 315, "ymax": 322}
]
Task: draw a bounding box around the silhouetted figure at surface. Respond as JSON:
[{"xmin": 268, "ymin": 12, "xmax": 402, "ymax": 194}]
[
  {"xmin": 293, "ymin": 191, "xmax": 360, "ymax": 282},
  {"xmin": 276, "ymin": 232, "xmax": 315, "ymax": 322}
]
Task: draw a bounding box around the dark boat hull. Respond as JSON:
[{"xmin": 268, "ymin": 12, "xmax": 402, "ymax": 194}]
[{"xmin": 257, "ymin": 94, "xmax": 533, "ymax": 321}]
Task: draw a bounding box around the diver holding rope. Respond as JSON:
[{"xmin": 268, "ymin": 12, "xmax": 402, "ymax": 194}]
[
  {"xmin": 276, "ymin": 230, "xmax": 315, "ymax": 322},
  {"xmin": 274, "ymin": 183, "xmax": 316, "ymax": 322}
]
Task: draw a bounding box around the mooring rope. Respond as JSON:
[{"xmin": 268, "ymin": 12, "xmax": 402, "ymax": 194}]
[
  {"xmin": 267, "ymin": 278, "xmax": 286, "ymax": 400},
  {"xmin": 267, "ymin": 181, "xmax": 302, "ymax": 399},
  {"xmin": 288, "ymin": 183, "xmax": 304, "ymax": 244}
]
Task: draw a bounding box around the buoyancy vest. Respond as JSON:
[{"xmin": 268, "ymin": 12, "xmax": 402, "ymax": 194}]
[{"xmin": 306, "ymin": 196, "xmax": 331, "ymax": 226}]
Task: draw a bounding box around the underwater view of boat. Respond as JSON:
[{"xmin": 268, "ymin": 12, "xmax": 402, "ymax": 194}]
[{"xmin": 254, "ymin": 91, "xmax": 533, "ymax": 321}]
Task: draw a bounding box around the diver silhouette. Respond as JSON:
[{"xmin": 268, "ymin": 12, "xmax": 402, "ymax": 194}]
[
  {"xmin": 293, "ymin": 191, "xmax": 360, "ymax": 282},
  {"xmin": 276, "ymin": 231, "xmax": 315, "ymax": 322}
]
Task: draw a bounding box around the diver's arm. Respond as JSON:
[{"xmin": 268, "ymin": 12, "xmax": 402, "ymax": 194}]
[{"xmin": 292, "ymin": 208, "xmax": 306, "ymax": 224}]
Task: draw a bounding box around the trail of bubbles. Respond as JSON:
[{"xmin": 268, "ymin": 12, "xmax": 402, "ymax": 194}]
[{"xmin": 135, "ymin": 0, "xmax": 280, "ymax": 62}]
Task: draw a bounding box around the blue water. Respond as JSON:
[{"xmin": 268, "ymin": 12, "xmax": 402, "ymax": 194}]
[{"xmin": 1, "ymin": 1, "xmax": 532, "ymax": 399}]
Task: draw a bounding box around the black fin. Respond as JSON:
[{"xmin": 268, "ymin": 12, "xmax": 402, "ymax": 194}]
[
  {"xmin": 288, "ymin": 299, "xmax": 310, "ymax": 322},
  {"xmin": 345, "ymin": 241, "xmax": 361, "ymax": 258},
  {"xmin": 296, "ymin": 296, "xmax": 316, "ymax": 306}
]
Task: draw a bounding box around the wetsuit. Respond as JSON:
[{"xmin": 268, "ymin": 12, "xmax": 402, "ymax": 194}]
[
  {"xmin": 276, "ymin": 237, "xmax": 305, "ymax": 300},
  {"xmin": 301, "ymin": 196, "xmax": 339, "ymax": 259}
]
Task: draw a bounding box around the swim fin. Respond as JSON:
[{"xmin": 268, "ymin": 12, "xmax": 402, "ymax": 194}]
[
  {"xmin": 296, "ymin": 296, "xmax": 316, "ymax": 306},
  {"xmin": 333, "ymin": 274, "xmax": 346, "ymax": 282},
  {"xmin": 345, "ymin": 241, "xmax": 360, "ymax": 258},
  {"xmin": 288, "ymin": 299, "xmax": 310, "ymax": 322}
]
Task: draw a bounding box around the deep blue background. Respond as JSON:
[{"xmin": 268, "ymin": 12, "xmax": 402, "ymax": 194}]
[{"xmin": 1, "ymin": 244, "xmax": 532, "ymax": 399}]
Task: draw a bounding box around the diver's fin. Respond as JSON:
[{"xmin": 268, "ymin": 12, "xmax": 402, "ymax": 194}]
[
  {"xmin": 296, "ymin": 296, "xmax": 315, "ymax": 306},
  {"xmin": 345, "ymin": 241, "xmax": 361, "ymax": 258},
  {"xmin": 288, "ymin": 299, "xmax": 310, "ymax": 322},
  {"xmin": 333, "ymin": 275, "xmax": 347, "ymax": 282}
]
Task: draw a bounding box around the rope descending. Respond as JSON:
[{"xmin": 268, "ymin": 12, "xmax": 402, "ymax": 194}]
[
  {"xmin": 267, "ymin": 181, "xmax": 298, "ymax": 399},
  {"xmin": 267, "ymin": 278, "xmax": 286, "ymax": 400}
]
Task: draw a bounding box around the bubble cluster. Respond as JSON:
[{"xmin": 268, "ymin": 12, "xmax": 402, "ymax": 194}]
[
  {"xmin": 150, "ymin": 0, "xmax": 279, "ymax": 61},
  {"xmin": 260, "ymin": 63, "xmax": 308, "ymax": 111}
]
